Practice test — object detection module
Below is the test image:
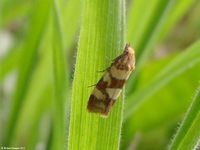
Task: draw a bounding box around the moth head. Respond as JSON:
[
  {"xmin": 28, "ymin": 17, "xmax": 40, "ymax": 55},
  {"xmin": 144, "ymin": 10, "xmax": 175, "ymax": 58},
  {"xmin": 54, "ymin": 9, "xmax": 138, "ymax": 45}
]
[
  {"xmin": 124, "ymin": 43, "xmax": 135, "ymax": 69},
  {"xmin": 124, "ymin": 43, "xmax": 135, "ymax": 56}
]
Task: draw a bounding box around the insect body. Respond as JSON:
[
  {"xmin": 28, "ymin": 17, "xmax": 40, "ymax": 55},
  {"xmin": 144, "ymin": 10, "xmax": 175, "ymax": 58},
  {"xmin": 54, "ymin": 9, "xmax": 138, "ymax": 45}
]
[{"xmin": 87, "ymin": 44, "xmax": 136, "ymax": 117}]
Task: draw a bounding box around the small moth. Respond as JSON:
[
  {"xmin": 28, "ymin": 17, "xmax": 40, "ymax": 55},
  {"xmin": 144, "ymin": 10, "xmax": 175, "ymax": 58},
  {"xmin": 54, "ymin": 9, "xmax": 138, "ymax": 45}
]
[{"xmin": 87, "ymin": 43, "xmax": 136, "ymax": 117}]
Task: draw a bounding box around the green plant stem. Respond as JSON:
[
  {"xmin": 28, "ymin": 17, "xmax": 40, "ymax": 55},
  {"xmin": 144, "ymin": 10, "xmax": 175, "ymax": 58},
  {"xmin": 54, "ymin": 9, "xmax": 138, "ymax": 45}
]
[
  {"xmin": 168, "ymin": 84, "xmax": 200, "ymax": 150},
  {"xmin": 51, "ymin": 0, "xmax": 67, "ymax": 149},
  {"xmin": 68, "ymin": 0, "xmax": 125, "ymax": 149}
]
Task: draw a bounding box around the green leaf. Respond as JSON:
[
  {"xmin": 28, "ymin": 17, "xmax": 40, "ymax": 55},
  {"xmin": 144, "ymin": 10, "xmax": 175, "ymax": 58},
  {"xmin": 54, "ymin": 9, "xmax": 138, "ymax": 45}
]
[
  {"xmin": 68, "ymin": 0, "xmax": 125, "ymax": 149},
  {"xmin": 0, "ymin": 0, "xmax": 31, "ymax": 28},
  {"xmin": 136, "ymin": 0, "xmax": 194, "ymax": 67},
  {"xmin": 0, "ymin": 0, "xmax": 81, "ymax": 81},
  {"xmin": 61, "ymin": 0, "xmax": 81, "ymax": 49},
  {"xmin": 11, "ymin": 26, "xmax": 54, "ymax": 148},
  {"xmin": 168, "ymin": 84, "xmax": 200, "ymax": 150},
  {"xmin": 3, "ymin": 0, "xmax": 81, "ymax": 148},
  {"xmin": 51, "ymin": 0, "xmax": 68, "ymax": 149},
  {"xmin": 126, "ymin": 0, "xmax": 194, "ymax": 93},
  {"xmin": 125, "ymin": 40, "xmax": 200, "ymax": 120},
  {"xmin": 13, "ymin": 67, "xmax": 53, "ymax": 149},
  {"xmin": 121, "ymin": 56, "xmax": 200, "ymax": 149},
  {"xmin": 3, "ymin": 0, "xmax": 52, "ymax": 145},
  {"xmin": 127, "ymin": 0, "xmax": 168, "ymax": 56},
  {"xmin": 0, "ymin": 47, "xmax": 21, "ymax": 81}
]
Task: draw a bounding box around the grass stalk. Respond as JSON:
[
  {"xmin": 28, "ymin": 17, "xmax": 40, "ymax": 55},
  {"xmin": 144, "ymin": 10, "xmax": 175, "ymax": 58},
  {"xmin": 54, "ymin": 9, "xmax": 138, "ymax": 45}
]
[
  {"xmin": 168, "ymin": 84, "xmax": 200, "ymax": 150},
  {"xmin": 3, "ymin": 0, "xmax": 52, "ymax": 145},
  {"xmin": 68, "ymin": 0, "xmax": 125, "ymax": 149},
  {"xmin": 51, "ymin": 0, "xmax": 67, "ymax": 149}
]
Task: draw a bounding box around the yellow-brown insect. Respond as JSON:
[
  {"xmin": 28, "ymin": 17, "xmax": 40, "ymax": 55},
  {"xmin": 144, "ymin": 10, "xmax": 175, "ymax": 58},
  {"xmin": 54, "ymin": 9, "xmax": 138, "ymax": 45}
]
[{"xmin": 87, "ymin": 44, "xmax": 136, "ymax": 117}]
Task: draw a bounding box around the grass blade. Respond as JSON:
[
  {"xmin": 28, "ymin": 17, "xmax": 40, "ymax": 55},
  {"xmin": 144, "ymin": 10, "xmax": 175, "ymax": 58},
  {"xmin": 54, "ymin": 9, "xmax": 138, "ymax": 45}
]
[
  {"xmin": 3, "ymin": 0, "xmax": 80, "ymax": 147},
  {"xmin": 121, "ymin": 61, "xmax": 200, "ymax": 149},
  {"xmin": 3, "ymin": 0, "xmax": 52, "ymax": 145},
  {"xmin": 61, "ymin": 0, "xmax": 81, "ymax": 49},
  {"xmin": 126, "ymin": 0, "xmax": 194, "ymax": 93},
  {"xmin": 68, "ymin": 0, "xmax": 125, "ymax": 149},
  {"xmin": 13, "ymin": 57, "xmax": 53, "ymax": 149},
  {"xmin": 0, "ymin": 47, "xmax": 21, "ymax": 81},
  {"xmin": 127, "ymin": 0, "xmax": 169, "ymax": 57},
  {"xmin": 51, "ymin": 0, "xmax": 67, "ymax": 149},
  {"xmin": 0, "ymin": 0, "xmax": 30, "ymax": 28},
  {"xmin": 127, "ymin": 0, "xmax": 194, "ymax": 63},
  {"xmin": 168, "ymin": 84, "xmax": 200, "ymax": 150},
  {"xmin": 125, "ymin": 40, "xmax": 200, "ymax": 120},
  {"xmin": 135, "ymin": 0, "xmax": 194, "ymax": 68}
]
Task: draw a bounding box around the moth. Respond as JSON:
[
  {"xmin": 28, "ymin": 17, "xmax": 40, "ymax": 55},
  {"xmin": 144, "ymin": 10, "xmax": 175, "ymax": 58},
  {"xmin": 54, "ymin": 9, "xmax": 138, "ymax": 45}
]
[{"xmin": 87, "ymin": 43, "xmax": 136, "ymax": 117}]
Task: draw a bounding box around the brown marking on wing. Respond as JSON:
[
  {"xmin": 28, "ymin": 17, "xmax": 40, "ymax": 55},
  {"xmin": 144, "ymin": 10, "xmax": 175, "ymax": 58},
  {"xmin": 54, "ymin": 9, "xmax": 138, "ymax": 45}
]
[
  {"xmin": 87, "ymin": 94, "xmax": 114, "ymax": 116},
  {"xmin": 95, "ymin": 78, "xmax": 110, "ymax": 100},
  {"xmin": 96, "ymin": 78, "xmax": 107, "ymax": 90},
  {"xmin": 87, "ymin": 44, "xmax": 135, "ymax": 117},
  {"xmin": 108, "ymin": 73, "xmax": 125, "ymax": 88},
  {"xmin": 87, "ymin": 95, "xmax": 106, "ymax": 113},
  {"xmin": 101, "ymin": 99, "xmax": 116, "ymax": 116}
]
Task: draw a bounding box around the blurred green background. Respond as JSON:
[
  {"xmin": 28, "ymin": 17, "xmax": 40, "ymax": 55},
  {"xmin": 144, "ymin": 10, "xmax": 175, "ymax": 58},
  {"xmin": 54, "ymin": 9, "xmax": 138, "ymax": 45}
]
[{"xmin": 0, "ymin": 0, "xmax": 200, "ymax": 150}]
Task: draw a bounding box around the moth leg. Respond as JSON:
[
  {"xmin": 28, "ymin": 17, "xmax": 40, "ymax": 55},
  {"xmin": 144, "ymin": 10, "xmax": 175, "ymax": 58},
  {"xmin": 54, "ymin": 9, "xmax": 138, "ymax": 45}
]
[
  {"xmin": 97, "ymin": 66, "xmax": 110, "ymax": 73},
  {"xmin": 87, "ymin": 84, "xmax": 97, "ymax": 88},
  {"xmin": 97, "ymin": 69, "xmax": 107, "ymax": 73}
]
